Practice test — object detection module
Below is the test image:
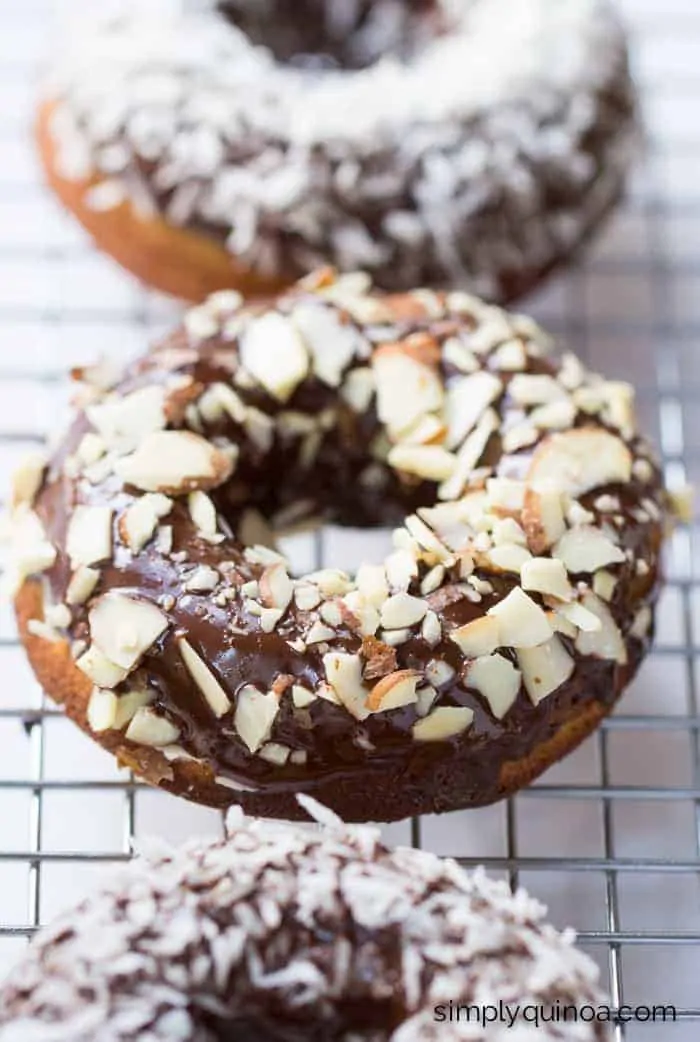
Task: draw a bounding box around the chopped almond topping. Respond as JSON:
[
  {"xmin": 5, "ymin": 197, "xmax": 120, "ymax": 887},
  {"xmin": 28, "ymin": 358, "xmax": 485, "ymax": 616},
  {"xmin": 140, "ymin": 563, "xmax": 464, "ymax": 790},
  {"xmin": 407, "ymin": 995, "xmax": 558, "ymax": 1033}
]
[
  {"xmin": 522, "ymin": 487, "xmax": 566, "ymax": 554},
  {"xmin": 66, "ymin": 565, "xmax": 100, "ymax": 606},
  {"xmin": 115, "ymin": 431, "xmax": 235, "ymax": 494},
  {"xmin": 120, "ymin": 493, "xmax": 172, "ymax": 552},
  {"xmin": 76, "ymin": 645, "xmax": 128, "ymax": 689},
  {"xmin": 553, "ymin": 527, "xmax": 626, "ymax": 573},
  {"xmin": 450, "ymin": 616, "xmax": 500, "ymax": 658},
  {"xmin": 323, "ymin": 652, "xmax": 369, "ymax": 720},
  {"xmin": 380, "ymin": 592, "xmax": 427, "ymax": 629},
  {"xmin": 438, "ymin": 409, "xmax": 498, "ymax": 502},
  {"xmin": 234, "ymin": 685, "xmax": 280, "ymax": 753},
  {"xmin": 465, "ymin": 654, "xmax": 522, "ymax": 719},
  {"xmin": 412, "ymin": 706, "xmax": 474, "ymax": 742},
  {"xmin": 521, "ymin": 558, "xmax": 573, "ymax": 601},
  {"xmin": 240, "ymin": 312, "xmax": 309, "ymax": 402},
  {"xmin": 488, "ymin": 587, "xmax": 553, "ymax": 648},
  {"xmin": 125, "ymin": 707, "xmax": 180, "ymax": 748},
  {"xmin": 517, "ymin": 635, "xmax": 575, "ymax": 704},
  {"xmin": 367, "ymin": 670, "xmax": 420, "ymax": 712},
  {"xmin": 66, "ymin": 505, "xmax": 113, "ymax": 568},
  {"xmin": 86, "ymin": 385, "xmax": 166, "ymax": 454},
  {"xmin": 259, "ymin": 563, "xmax": 293, "ymax": 612},
  {"xmin": 388, "ymin": 444, "xmax": 456, "ymax": 482},
  {"xmin": 444, "ymin": 371, "xmax": 502, "ymax": 449},
  {"xmin": 188, "ymin": 491, "xmax": 218, "ymax": 537},
  {"xmin": 372, "ymin": 344, "xmax": 443, "ymax": 438},
  {"xmin": 575, "ymin": 592, "xmax": 627, "ymax": 664},
  {"xmin": 293, "ymin": 303, "xmax": 358, "ymax": 388},
  {"xmin": 527, "ymin": 429, "xmax": 632, "ymax": 497},
  {"xmin": 86, "ymin": 687, "xmax": 117, "ymax": 733},
  {"xmin": 88, "ymin": 594, "xmax": 169, "ymax": 671},
  {"xmin": 178, "ymin": 637, "xmax": 230, "ymax": 718},
  {"xmin": 361, "ymin": 636, "xmax": 398, "ymax": 681}
]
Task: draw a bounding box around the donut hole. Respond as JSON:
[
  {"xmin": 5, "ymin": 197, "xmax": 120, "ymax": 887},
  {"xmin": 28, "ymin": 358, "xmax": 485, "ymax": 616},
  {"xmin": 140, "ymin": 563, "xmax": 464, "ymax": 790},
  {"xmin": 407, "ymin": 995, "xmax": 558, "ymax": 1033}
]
[{"xmin": 217, "ymin": 0, "xmax": 443, "ymax": 71}]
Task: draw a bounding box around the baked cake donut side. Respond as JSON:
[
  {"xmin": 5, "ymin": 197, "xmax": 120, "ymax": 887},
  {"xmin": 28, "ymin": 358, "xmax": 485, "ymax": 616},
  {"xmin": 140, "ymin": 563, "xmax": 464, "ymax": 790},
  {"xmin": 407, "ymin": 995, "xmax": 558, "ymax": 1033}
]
[
  {"xmin": 38, "ymin": 0, "xmax": 638, "ymax": 303},
  {"xmin": 0, "ymin": 807, "xmax": 611, "ymax": 1041},
  {"xmin": 7, "ymin": 271, "xmax": 668, "ymax": 823}
]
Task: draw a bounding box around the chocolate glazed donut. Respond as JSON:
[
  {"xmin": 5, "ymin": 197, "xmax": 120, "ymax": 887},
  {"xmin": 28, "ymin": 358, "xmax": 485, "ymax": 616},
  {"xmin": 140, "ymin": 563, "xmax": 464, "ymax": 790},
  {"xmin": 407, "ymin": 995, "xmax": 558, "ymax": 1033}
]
[
  {"xmin": 37, "ymin": 0, "xmax": 637, "ymax": 302},
  {"xmin": 0, "ymin": 805, "xmax": 611, "ymax": 1041},
  {"xmin": 8, "ymin": 270, "xmax": 668, "ymax": 823}
]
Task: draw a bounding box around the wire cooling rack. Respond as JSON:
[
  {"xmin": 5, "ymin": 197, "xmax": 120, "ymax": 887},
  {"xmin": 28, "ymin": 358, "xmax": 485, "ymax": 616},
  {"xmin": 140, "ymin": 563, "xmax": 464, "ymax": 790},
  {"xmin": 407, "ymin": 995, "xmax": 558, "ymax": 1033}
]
[{"xmin": 0, "ymin": 1, "xmax": 698, "ymax": 1038}]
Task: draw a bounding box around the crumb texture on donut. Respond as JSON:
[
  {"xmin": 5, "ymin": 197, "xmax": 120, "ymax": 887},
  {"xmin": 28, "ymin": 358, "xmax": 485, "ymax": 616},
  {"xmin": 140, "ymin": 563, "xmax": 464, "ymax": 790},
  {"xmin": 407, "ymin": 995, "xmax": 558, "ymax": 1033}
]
[
  {"xmin": 0, "ymin": 813, "xmax": 610, "ymax": 1040},
  {"xmin": 7, "ymin": 272, "xmax": 668, "ymax": 822},
  {"xmin": 40, "ymin": 0, "xmax": 637, "ymax": 300}
]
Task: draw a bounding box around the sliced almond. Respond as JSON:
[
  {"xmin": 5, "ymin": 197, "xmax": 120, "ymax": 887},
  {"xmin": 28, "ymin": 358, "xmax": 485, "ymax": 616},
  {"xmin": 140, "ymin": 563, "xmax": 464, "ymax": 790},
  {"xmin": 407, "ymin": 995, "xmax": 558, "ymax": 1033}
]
[
  {"xmin": 521, "ymin": 558, "xmax": 573, "ymax": 601},
  {"xmin": 425, "ymin": 659, "xmax": 455, "ymax": 687},
  {"xmin": 593, "ymin": 570, "xmax": 618, "ymax": 602},
  {"xmin": 444, "ymin": 371, "xmax": 502, "ymax": 449},
  {"xmin": 183, "ymin": 564, "xmax": 219, "ymax": 592},
  {"xmin": 188, "ymin": 491, "xmax": 217, "ymax": 537},
  {"xmin": 529, "ymin": 399, "xmax": 577, "ymax": 431},
  {"xmin": 555, "ymin": 601, "xmax": 602, "ymax": 633},
  {"xmin": 115, "ymin": 431, "xmax": 235, "ymax": 494},
  {"xmin": 323, "ymin": 652, "xmax": 369, "ymax": 720},
  {"xmin": 384, "ymin": 549, "xmax": 418, "ymax": 593},
  {"xmin": 388, "ymin": 444, "xmax": 456, "ymax": 482},
  {"xmin": 517, "ymin": 635, "xmax": 575, "ymax": 705},
  {"xmin": 87, "ymin": 385, "xmax": 166, "ymax": 453},
  {"xmin": 486, "ymin": 543, "xmax": 532, "ymax": 574},
  {"xmin": 125, "ymin": 706, "xmax": 180, "ymax": 747},
  {"xmin": 522, "ymin": 487, "xmax": 565, "ymax": 554},
  {"xmin": 412, "ymin": 706, "xmax": 474, "ymax": 742},
  {"xmin": 442, "ymin": 337, "xmax": 478, "ymax": 373},
  {"xmin": 11, "ymin": 451, "xmax": 46, "ymax": 509},
  {"xmin": 438, "ymin": 409, "xmax": 498, "ymax": 502},
  {"xmin": 486, "ymin": 478, "xmax": 526, "ymax": 513},
  {"xmin": 234, "ymin": 685, "xmax": 279, "ymax": 752},
  {"xmin": 367, "ymin": 669, "xmax": 420, "ymax": 712},
  {"xmin": 292, "ymin": 684, "xmax": 316, "ymax": 709},
  {"xmin": 509, "ymin": 374, "xmax": 567, "ymax": 406},
  {"xmin": 487, "ymin": 587, "xmax": 552, "ymax": 648},
  {"xmin": 89, "ymin": 594, "xmax": 168, "ymax": 671},
  {"xmin": 340, "ymin": 367, "xmax": 375, "ymax": 413},
  {"xmin": 450, "ymin": 615, "xmax": 500, "ymax": 658},
  {"xmin": 372, "ymin": 345, "xmax": 443, "ymax": 438},
  {"xmin": 575, "ymin": 592, "xmax": 627, "ymax": 664},
  {"xmin": 293, "ymin": 303, "xmax": 358, "ymax": 387},
  {"xmin": 380, "ymin": 592, "xmax": 427, "ymax": 630},
  {"xmin": 421, "ymin": 610, "xmax": 442, "ymax": 646},
  {"xmin": 178, "ymin": 637, "xmax": 230, "ymax": 717},
  {"xmin": 259, "ymin": 563, "xmax": 293, "ymax": 612},
  {"xmin": 404, "ymin": 515, "xmax": 452, "ymax": 561},
  {"xmin": 466, "ymin": 654, "xmax": 521, "ymax": 719},
  {"xmin": 76, "ymin": 645, "xmax": 128, "ymax": 688},
  {"xmin": 121, "ymin": 493, "xmax": 172, "ymax": 552},
  {"xmin": 553, "ymin": 527, "xmax": 626, "ymax": 574},
  {"xmin": 66, "ymin": 565, "xmax": 100, "ymax": 606},
  {"xmin": 400, "ymin": 414, "xmax": 447, "ymax": 446},
  {"xmin": 113, "ymin": 687, "xmax": 153, "ymax": 730},
  {"xmin": 240, "ymin": 312, "xmax": 309, "ymax": 403},
  {"xmin": 491, "ymin": 339, "xmax": 527, "ymax": 372},
  {"xmin": 66, "ymin": 505, "xmax": 112, "ymax": 568},
  {"xmin": 527, "ymin": 429, "xmax": 632, "ymax": 497},
  {"xmin": 86, "ymin": 687, "xmax": 117, "ymax": 733}
]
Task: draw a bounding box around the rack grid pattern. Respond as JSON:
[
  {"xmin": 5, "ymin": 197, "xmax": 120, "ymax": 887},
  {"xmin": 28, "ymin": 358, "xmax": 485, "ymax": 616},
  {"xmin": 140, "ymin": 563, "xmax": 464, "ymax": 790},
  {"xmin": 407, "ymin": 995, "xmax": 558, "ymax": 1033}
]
[{"xmin": 0, "ymin": 2, "xmax": 699, "ymax": 1038}]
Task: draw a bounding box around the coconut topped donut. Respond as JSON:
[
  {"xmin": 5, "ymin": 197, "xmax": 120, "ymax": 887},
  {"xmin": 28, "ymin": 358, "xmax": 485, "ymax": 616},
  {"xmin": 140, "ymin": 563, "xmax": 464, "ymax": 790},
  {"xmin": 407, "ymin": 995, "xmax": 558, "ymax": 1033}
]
[
  {"xmin": 39, "ymin": 0, "xmax": 637, "ymax": 301},
  {"xmin": 9, "ymin": 270, "xmax": 667, "ymax": 822},
  {"xmin": 0, "ymin": 801, "xmax": 610, "ymax": 1041}
]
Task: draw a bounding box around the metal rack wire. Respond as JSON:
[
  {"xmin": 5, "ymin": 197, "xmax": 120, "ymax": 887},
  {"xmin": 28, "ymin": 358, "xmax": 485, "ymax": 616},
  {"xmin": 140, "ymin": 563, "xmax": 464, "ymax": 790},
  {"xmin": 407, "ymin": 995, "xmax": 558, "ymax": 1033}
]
[{"xmin": 0, "ymin": 1, "xmax": 698, "ymax": 1038}]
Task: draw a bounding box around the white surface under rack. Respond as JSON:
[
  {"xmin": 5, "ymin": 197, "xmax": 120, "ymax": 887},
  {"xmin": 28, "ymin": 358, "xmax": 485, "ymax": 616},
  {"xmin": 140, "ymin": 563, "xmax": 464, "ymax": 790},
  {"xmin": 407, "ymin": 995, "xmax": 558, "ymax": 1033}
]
[{"xmin": 0, "ymin": 1, "xmax": 699, "ymax": 1039}]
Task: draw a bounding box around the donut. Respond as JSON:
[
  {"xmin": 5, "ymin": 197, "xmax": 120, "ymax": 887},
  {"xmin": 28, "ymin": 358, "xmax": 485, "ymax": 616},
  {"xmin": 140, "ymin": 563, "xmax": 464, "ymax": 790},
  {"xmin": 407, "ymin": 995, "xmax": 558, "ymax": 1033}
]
[
  {"xmin": 0, "ymin": 801, "xmax": 611, "ymax": 1041},
  {"xmin": 38, "ymin": 0, "xmax": 637, "ymax": 303},
  {"xmin": 8, "ymin": 270, "xmax": 668, "ymax": 823}
]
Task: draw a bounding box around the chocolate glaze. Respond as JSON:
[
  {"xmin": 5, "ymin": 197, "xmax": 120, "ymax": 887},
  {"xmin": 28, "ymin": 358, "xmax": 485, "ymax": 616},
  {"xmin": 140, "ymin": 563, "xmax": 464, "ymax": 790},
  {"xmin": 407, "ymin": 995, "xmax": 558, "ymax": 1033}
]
[{"xmin": 21, "ymin": 277, "xmax": 668, "ymax": 823}]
